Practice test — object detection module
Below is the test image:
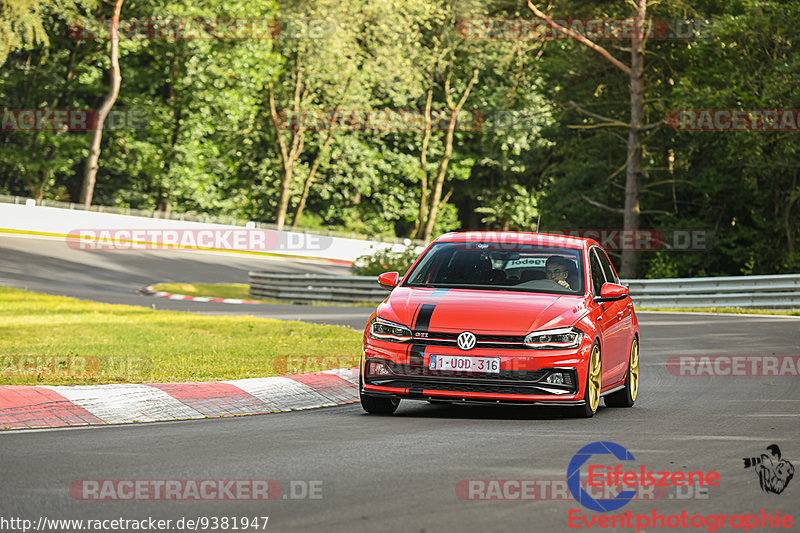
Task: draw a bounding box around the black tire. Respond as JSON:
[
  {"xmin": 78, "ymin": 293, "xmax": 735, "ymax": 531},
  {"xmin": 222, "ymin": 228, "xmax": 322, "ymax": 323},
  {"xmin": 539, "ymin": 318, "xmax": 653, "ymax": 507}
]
[
  {"xmin": 604, "ymin": 336, "xmax": 639, "ymax": 408},
  {"xmin": 360, "ymin": 393, "xmax": 400, "ymax": 415},
  {"xmin": 567, "ymin": 340, "xmax": 602, "ymax": 418}
]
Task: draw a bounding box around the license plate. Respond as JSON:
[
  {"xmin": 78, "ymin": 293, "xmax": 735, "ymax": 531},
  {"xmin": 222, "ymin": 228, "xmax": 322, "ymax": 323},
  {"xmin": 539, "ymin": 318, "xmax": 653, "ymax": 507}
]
[{"xmin": 429, "ymin": 355, "xmax": 501, "ymax": 373}]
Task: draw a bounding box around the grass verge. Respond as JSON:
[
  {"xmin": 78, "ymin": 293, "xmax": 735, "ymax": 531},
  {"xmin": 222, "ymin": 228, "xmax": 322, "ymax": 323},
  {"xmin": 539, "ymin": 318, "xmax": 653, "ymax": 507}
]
[
  {"xmin": 0, "ymin": 287, "xmax": 362, "ymax": 385},
  {"xmin": 151, "ymin": 282, "xmax": 379, "ymax": 308},
  {"xmin": 637, "ymin": 306, "xmax": 800, "ymax": 316},
  {"xmin": 151, "ymin": 282, "xmax": 282, "ymax": 304}
]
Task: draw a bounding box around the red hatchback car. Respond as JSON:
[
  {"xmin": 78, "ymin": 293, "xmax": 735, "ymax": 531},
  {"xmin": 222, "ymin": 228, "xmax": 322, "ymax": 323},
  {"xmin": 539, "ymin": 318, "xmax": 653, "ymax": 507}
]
[{"xmin": 359, "ymin": 231, "xmax": 640, "ymax": 418}]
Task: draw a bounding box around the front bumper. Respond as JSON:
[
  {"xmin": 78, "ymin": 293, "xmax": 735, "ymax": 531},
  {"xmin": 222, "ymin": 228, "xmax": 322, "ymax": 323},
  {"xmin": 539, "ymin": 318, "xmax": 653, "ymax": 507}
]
[{"xmin": 361, "ymin": 335, "xmax": 593, "ymax": 405}]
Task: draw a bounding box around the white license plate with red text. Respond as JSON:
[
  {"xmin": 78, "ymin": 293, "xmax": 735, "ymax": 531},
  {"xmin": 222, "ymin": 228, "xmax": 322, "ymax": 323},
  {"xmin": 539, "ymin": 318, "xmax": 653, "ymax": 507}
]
[{"xmin": 429, "ymin": 355, "xmax": 500, "ymax": 373}]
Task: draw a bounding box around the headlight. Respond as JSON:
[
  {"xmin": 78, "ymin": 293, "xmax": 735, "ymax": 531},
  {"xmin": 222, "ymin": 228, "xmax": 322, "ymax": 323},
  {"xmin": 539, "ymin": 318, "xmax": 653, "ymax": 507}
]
[
  {"xmin": 524, "ymin": 327, "xmax": 583, "ymax": 349},
  {"xmin": 369, "ymin": 318, "xmax": 412, "ymax": 342}
]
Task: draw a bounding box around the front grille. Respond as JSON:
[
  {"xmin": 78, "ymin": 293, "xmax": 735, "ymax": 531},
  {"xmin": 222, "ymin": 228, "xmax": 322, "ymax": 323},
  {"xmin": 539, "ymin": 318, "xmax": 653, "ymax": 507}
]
[
  {"xmin": 381, "ymin": 379, "xmax": 542, "ymax": 395},
  {"xmin": 411, "ymin": 331, "xmax": 528, "ymax": 349},
  {"xmin": 386, "ymin": 361, "xmax": 547, "ymax": 382},
  {"xmin": 367, "ymin": 377, "xmax": 573, "ymax": 396},
  {"xmin": 366, "ymin": 362, "xmax": 577, "ymax": 395}
]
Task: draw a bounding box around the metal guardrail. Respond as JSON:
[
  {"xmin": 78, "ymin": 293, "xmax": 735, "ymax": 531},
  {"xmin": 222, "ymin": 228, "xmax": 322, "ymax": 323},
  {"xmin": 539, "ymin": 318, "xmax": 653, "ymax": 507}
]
[
  {"xmin": 249, "ymin": 271, "xmax": 800, "ymax": 309},
  {"xmin": 248, "ymin": 272, "xmax": 392, "ymax": 304},
  {"xmin": 623, "ymin": 274, "xmax": 800, "ymax": 309}
]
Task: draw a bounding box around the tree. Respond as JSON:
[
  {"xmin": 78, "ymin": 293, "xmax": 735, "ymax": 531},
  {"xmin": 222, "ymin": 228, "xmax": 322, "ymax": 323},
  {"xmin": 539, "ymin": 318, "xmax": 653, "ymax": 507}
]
[
  {"xmin": 79, "ymin": 0, "xmax": 124, "ymax": 207},
  {"xmin": 0, "ymin": 0, "xmax": 49, "ymax": 66},
  {"xmin": 526, "ymin": 0, "xmax": 651, "ymax": 277},
  {"xmin": 419, "ymin": 67, "xmax": 479, "ymax": 241}
]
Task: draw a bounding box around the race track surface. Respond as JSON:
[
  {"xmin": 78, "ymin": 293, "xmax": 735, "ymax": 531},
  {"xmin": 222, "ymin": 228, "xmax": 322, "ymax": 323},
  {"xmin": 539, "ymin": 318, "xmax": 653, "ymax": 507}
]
[
  {"xmin": 0, "ymin": 235, "xmax": 370, "ymax": 329},
  {"xmin": 1, "ymin": 234, "xmax": 799, "ymax": 532}
]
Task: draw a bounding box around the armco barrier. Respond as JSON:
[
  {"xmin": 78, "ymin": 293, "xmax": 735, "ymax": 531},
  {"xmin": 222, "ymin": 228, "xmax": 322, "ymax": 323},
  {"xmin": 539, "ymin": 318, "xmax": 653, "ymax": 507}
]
[
  {"xmin": 248, "ymin": 272, "xmax": 391, "ymax": 304},
  {"xmin": 249, "ymin": 272, "xmax": 800, "ymax": 309},
  {"xmin": 624, "ymin": 274, "xmax": 800, "ymax": 309}
]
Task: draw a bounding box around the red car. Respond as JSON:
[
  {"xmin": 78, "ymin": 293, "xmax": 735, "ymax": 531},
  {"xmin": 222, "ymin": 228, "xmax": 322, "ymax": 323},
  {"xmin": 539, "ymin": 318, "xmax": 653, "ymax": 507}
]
[{"xmin": 359, "ymin": 231, "xmax": 639, "ymax": 418}]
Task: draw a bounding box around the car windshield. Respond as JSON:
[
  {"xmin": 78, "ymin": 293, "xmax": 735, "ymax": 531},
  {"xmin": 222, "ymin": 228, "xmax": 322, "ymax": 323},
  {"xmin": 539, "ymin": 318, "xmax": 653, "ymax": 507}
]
[{"xmin": 404, "ymin": 242, "xmax": 585, "ymax": 295}]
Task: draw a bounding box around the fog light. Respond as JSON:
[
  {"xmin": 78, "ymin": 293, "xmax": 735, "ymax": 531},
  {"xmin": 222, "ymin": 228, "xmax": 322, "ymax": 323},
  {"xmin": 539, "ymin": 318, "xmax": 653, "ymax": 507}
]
[
  {"xmin": 546, "ymin": 372, "xmax": 565, "ymax": 385},
  {"xmin": 367, "ymin": 361, "xmax": 391, "ymax": 376}
]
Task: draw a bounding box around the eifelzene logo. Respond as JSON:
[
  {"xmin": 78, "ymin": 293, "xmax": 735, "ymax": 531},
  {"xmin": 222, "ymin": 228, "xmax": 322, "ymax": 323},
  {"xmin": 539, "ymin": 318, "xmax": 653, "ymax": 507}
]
[{"xmin": 743, "ymin": 445, "xmax": 794, "ymax": 495}]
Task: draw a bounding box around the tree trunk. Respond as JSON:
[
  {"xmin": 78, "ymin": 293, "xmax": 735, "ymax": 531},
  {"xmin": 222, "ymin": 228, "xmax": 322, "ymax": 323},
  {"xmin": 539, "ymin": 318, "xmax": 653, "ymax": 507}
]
[
  {"xmin": 621, "ymin": 0, "xmax": 646, "ymax": 278},
  {"xmin": 290, "ymin": 131, "xmax": 334, "ymax": 229},
  {"xmin": 421, "ymin": 69, "xmax": 478, "ymax": 242},
  {"xmin": 79, "ymin": 0, "xmax": 124, "ymax": 208},
  {"xmin": 290, "ymin": 77, "xmax": 352, "ymax": 229},
  {"xmin": 275, "ymin": 162, "xmax": 294, "ymax": 229},
  {"xmin": 527, "ymin": 0, "xmax": 645, "ymax": 277},
  {"xmin": 268, "ymin": 74, "xmax": 306, "ymax": 230},
  {"xmin": 413, "ymin": 88, "xmax": 434, "ymax": 239},
  {"xmin": 421, "ymin": 114, "xmax": 457, "ymax": 242}
]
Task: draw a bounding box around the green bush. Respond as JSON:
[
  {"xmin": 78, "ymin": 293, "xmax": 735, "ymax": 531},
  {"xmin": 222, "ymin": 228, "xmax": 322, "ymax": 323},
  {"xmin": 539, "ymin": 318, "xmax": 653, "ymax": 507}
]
[{"xmin": 350, "ymin": 245, "xmax": 424, "ymax": 276}]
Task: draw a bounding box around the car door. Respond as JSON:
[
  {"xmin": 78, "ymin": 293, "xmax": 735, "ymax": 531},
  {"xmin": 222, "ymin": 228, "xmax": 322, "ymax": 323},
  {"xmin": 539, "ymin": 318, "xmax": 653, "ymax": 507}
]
[
  {"xmin": 589, "ymin": 247, "xmax": 626, "ymax": 386},
  {"xmin": 596, "ymin": 247, "xmax": 635, "ymax": 380}
]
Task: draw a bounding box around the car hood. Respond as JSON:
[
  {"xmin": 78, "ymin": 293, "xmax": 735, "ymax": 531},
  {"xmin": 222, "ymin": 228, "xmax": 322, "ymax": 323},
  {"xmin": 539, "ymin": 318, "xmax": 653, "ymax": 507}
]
[{"xmin": 378, "ymin": 286, "xmax": 589, "ymax": 334}]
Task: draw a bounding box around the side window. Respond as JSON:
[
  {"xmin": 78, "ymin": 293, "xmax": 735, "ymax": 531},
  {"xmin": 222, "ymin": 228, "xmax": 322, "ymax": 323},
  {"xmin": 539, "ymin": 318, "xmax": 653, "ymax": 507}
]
[
  {"xmin": 589, "ymin": 249, "xmax": 607, "ymax": 296},
  {"xmin": 596, "ymin": 248, "xmax": 619, "ymax": 284}
]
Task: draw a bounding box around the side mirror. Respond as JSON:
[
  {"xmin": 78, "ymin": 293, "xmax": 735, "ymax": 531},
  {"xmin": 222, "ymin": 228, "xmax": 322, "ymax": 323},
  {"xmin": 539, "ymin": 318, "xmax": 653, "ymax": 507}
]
[
  {"xmin": 597, "ymin": 282, "xmax": 629, "ymax": 302},
  {"xmin": 377, "ymin": 271, "xmax": 399, "ymax": 289}
]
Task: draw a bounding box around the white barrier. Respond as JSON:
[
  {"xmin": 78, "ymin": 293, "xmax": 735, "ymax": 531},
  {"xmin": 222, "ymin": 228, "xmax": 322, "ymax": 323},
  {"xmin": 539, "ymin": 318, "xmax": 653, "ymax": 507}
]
[{"xmin": 0, "ymin": 203, "xmax": 394, "ymax": 262}]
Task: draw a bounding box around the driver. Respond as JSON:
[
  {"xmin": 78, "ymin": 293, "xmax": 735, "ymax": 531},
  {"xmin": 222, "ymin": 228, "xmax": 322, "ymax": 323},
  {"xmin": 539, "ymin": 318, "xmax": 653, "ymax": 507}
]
[{"xmin": 546, "ymin": 256, "xmax": 572, "ymax": 290}]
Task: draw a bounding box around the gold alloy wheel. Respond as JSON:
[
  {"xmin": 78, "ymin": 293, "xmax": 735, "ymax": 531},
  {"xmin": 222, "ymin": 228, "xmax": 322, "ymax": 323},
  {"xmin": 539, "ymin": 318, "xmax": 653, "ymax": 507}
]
[
  {"xmin": 629, "ymin": 338, "xmax": 639, "ymax": 401},
  {"xmin": 587, "ymin": 344, "xmax": 602, "ymax": 412}
]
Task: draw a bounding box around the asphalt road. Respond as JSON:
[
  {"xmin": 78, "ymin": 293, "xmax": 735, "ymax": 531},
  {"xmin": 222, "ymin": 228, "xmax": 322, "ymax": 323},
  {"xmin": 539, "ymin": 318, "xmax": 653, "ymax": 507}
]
[
  {"xmin": 0, "ymin": 235, "xmax": 370, "ymax": 329},
  {"xmin": 2, "ymin": 233, "xmax": 799, "ymax": 532},
  {"xmin": 2, "ymin": 313, "xmax": 800, "ymax": 532}
]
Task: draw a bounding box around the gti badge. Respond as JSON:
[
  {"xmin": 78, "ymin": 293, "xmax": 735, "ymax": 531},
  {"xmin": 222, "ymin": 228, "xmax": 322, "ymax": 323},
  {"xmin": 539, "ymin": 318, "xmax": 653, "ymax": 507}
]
[{"xmin": 457, "ymin": 331, "xmax": 476, "ymax": 351}]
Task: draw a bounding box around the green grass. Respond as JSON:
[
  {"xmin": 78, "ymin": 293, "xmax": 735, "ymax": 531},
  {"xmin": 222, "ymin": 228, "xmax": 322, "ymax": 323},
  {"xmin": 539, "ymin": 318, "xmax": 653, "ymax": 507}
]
[
  {"xmin": 152, "ymin": 282, "xmax": 379, "ymax": 308},
  {"xmin": 638, "ymin": 306, "xmax": 800, "ymax": 316},
  {"xmin": 0, "ymin": 287, "xmax": 362, "ymax": 385},
  {"xmin": 152, "ymin": 282, "xmax": 282, "ymax": 304}
]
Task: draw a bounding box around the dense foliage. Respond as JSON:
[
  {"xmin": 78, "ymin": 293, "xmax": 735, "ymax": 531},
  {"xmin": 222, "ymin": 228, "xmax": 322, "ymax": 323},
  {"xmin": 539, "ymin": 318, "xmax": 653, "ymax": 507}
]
[
  {"xmin": 351, "ymin": 244, "xmax": 424, "ymax": 276},
  {"xmin": 1, "ymin": 0, "xmax": 798, "ymax": 276}
]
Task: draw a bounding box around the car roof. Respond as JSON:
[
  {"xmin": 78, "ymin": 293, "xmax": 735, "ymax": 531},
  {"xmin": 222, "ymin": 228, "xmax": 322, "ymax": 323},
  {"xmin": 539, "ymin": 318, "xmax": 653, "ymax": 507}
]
[{"xmin": 433, "ymin": 231, "xmax": 592, "ymax": 250}]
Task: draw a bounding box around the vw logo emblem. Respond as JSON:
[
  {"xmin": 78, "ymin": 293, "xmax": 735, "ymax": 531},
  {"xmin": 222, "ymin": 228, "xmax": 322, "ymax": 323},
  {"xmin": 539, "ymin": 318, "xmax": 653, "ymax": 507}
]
[{"xmin": 457, "ymin": 331, "xmax": 476, "ymax": 351}]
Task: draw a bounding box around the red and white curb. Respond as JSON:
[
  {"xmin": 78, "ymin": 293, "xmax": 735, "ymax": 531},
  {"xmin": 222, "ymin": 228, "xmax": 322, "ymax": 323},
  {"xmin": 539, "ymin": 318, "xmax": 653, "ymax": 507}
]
[
  {"xmin": 141, "ymin": 284, "xmax": 262, "ymax": 305},
  {"xmin": 0, "ymin": 368, "xmax": 358, "ymax": 430}
]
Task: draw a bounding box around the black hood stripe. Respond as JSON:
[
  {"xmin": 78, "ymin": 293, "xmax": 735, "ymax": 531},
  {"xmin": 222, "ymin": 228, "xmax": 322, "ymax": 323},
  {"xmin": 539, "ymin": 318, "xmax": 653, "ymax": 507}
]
[
  {"xmin": 408, "ymin": 344, "xmax": 426, "ymax": 366},
  {"xmin": 414, "ymin": 303, "xmax": 436, "ymax": 332},
  {"xmin": 410, "ymin": 288, "xmax": 449, "ymax": 332}
]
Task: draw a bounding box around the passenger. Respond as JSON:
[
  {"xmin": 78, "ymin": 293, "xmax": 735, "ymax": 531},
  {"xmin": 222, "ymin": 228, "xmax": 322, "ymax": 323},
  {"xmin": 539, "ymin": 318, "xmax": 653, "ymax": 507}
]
[{"xmin": 545, "ymin": 256, "xmax": 572, "ymax": 290}]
